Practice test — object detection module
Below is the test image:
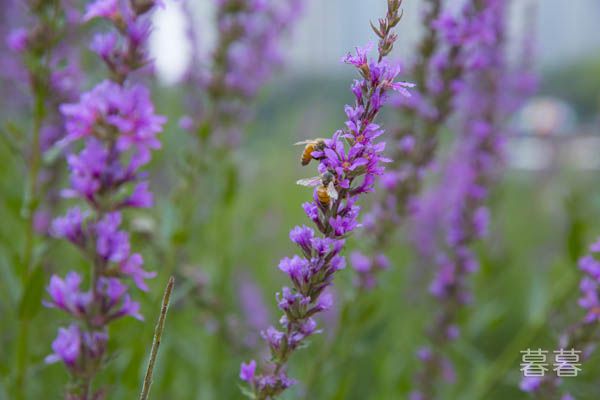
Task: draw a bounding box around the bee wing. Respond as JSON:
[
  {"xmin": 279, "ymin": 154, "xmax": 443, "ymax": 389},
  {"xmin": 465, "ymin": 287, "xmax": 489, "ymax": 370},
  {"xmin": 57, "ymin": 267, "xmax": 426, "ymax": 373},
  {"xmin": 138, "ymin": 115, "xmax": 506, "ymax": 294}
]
[
  {"xmin": 294, "ymin": 140, "xmax": 313, "ymax": 146},
  {"xmin": 327, "ymin": 182, "xmax": 339, "ymax": 200},
  {"xmin": 296, "ymin": 176, "xmax": 322, "ymax": 187}
]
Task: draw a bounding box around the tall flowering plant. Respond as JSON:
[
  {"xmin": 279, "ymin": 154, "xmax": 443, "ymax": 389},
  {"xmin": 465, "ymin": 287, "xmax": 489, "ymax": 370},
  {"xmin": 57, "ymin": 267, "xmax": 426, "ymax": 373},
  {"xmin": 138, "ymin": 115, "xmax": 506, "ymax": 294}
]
[
  {"xmin": 171, "ymin": 0, "xmax": 304, "ymax": 361},
  {"xmin": 44, "ymin": 1, "xmax": 165, "ymax": 398},
  {"xmin": 239, "ymin": 1, "xmax": 413, "ymax": 398},
  {"xmin": 411, "ymin": 0, "xmax": 536, "ymax": 397},
  {"xmin": 6, "ymin": 1, "xmax": 82, "ymax": 397}
]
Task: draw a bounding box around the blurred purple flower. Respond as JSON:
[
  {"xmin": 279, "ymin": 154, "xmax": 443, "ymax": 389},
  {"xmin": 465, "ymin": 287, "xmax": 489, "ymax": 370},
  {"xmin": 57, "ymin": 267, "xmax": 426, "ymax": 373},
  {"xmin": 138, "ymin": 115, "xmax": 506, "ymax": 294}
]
[
  {"xmin": 45, "ymin": 324, "xmax": 82, "ymax": 366},
  {"xmin": 84, "ymin": 0, "xmax": 120, "ymax": 22},
  {"xmin": 95, "ymin": 212, "xmax": 130, "ymax": 263},
  {"xmin": 121, "ymin": 253, "xmax": 156, "ymax": 292},
  {"xmin": 60, "ymin": 81, "xmax": 165, "ymax": 152},
  {"xmin": 240, "ymin": 360, "xmax": 256, "ymax": 382},
  {"xmin": 7, "ymin": 28, "xmax": 28, "ymax": 52},
  {"xmin": 50, "ymin": 207, "xmax": 88, "ymax": 245},
  {"xmin": 46, "ymin": 0, "xmax": 163, "ymax": 394},
  {"xmin": 182, "ymin": 0, "xmax": 303, "ymax": 149},
  {"xmin": 519, "ymin": 376, "xmax": 542, "ymax": 392}
]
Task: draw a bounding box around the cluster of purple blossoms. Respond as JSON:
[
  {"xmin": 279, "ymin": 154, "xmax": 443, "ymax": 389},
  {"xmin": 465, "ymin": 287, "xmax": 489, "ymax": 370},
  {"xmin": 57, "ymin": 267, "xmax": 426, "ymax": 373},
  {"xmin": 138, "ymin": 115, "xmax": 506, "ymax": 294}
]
[
  {"xmin": 239, "ymin": 1, "xmax": 412, "ymax": 398},
  {"xmin": 519, "ymin": 240, "xmax": 600, "ymax": 398},
  {"xmin": 44, "ymin": 0, "xmax": 165, "ymax": 397},
  {"xmin": 180, "ymin": 0, "xmax": 302, "ymax": 148},
  {"xmin": 86, "ymin": 0, "xmax": 164, "ymax": 83},
  {"xmin": 350, "ymin": 0, "xmax": 479, "ymax": 290}
]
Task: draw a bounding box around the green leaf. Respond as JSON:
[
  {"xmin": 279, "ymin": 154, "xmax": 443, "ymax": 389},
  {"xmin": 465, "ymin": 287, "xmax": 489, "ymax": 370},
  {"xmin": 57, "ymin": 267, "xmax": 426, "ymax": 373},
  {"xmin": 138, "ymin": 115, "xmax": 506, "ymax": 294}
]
[
  {"xmin": 42, "ymin": 144, "xmax": 63, "ymax": 165},
  {"xmin": 566, "ymin": 217, "xmax": 586, "ymax": 263},
  {"xmin": 0, "ymin": 252, "xmax": 20, "ymax": 308},
  {"xmin": 222, "ymin": 164, "xmax": 238, "ymax": 206},
  {"xmin": 18, "ymin": 265, "xmax": 46, "ymax": 320},
  {"xmin": 197, "ymin": 121, "xmax": 212, "ymax": 142},
  {"xmin": 564, "ymin": 191, "xmax": 587, "ymax": 263},
  {"xmin": 238, "ymin": 384, "xmax": 256, "ymax": 399}
]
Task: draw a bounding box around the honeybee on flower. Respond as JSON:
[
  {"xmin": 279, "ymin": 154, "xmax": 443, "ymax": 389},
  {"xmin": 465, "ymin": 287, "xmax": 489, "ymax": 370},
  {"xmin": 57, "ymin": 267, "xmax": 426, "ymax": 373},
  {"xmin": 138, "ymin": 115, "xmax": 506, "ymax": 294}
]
[
  {"xmin": 294, "ymin": 138, "xmax": 326, "ymax": 166},
  {"xmin": 296, "ymin": 170, "xmax": 338, "ymax": 207}
]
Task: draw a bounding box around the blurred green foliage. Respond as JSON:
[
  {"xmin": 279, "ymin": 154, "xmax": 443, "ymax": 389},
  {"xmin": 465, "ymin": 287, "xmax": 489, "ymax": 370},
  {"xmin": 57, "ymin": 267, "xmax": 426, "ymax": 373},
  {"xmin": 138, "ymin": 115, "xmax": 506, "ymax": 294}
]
[{"xmin": 2, "ymin": 75, "xmax": 600, "ymax": 400}]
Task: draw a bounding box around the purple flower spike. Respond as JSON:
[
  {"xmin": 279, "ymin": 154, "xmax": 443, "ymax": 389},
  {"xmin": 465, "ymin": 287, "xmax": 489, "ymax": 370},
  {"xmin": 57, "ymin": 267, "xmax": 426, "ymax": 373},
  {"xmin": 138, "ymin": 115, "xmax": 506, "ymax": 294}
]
[
  {"xmin": 408, "ymin": 0, "xmax": 537, "ymax": 397},
  {"xmin": 240, "ymin": 2, "xmax": 410, "ymax": 398},
  {"xmin": 45, "ymin": 0, "xmax": 163, "ymax": 394}
]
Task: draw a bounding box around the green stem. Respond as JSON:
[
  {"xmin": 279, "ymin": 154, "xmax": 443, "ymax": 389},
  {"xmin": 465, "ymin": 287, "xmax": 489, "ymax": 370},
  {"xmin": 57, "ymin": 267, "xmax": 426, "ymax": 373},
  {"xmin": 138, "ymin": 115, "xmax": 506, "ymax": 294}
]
[
  {"xmin": 140, "ymin": 276, "xmax": 175, "ymax": 400},
  {"xmin": 14, "ymin": 320, "xmax": 30, "ymax": 400},
  {"xmin": 208, "ymin": 202, "xmax": 235, "ymax": 394},
  {"xmin": 82, "ymin": 377, "xmax": 92, "ymax": 400},
  {"xmin": 15, "ymin": 80, "xmax": 46, "ymax": 400},
  {"xmin": 21, "ymin": 88, "xmax": 45, "ymax": 283}
]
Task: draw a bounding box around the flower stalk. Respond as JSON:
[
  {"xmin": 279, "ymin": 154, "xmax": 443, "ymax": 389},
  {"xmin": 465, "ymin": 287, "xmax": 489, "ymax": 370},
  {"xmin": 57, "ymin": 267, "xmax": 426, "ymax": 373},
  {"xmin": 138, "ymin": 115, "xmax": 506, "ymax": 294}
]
[
  {"xmin": 43, "ymin": 1, "xmax": 166, "ymax": 398},
  {"xmin": 9, "ymin": 1, "xmax": 75, "ymax": 397},
  {"xmin": 410, "ymin": 0, "xmax": 538, "ymax": 397},
  {"xmin": 239, "ymin": 1, "xmax": 413, "ymax": 398}
]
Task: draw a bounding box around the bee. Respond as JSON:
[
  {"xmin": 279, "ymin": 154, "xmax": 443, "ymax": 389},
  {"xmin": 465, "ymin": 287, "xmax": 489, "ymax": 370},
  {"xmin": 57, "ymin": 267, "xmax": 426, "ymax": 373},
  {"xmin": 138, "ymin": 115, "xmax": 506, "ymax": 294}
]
[
  {"xmin": 295, "ymin": 139, "xmax": 326, "ymax": 166},
  {"xmin": 297, "ymin": 171, "xmax": 338, "ymax": 207}
]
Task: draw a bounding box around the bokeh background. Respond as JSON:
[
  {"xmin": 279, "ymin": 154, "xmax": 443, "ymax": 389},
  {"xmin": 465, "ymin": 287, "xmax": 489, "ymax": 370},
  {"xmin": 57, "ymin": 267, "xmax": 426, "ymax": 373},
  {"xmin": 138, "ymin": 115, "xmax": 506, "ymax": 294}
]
[{"xmin": 1, "ymin": 0, "xmax": 600, "ymax": 399}]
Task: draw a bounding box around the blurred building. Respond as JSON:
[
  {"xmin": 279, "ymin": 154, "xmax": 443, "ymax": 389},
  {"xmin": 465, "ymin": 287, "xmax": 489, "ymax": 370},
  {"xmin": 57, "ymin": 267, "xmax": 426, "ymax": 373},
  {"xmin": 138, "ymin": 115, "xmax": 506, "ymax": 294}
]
[
  {"xmin": 151, "ymin": 0, "xmax": 600, "ymax": 81},
  {"xmin": 289, "ymin": 0, "xmax": 600, "ymax": 72},
  {"xmin": 535, "ymin": 0, "xmax": 600, "ymax": 67}
]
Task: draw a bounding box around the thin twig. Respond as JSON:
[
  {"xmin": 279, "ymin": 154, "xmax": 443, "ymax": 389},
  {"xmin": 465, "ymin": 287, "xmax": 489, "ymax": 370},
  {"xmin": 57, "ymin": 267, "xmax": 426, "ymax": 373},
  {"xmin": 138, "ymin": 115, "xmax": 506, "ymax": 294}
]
[{"xmin": 139, "ymin": 276, "xmax": 175, "ymax": 400}]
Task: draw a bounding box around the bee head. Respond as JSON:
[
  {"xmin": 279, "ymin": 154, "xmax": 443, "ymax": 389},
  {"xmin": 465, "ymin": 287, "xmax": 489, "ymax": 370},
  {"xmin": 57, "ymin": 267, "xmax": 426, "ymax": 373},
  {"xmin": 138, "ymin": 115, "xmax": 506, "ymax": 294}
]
[
  {"xmin": 315, "ymin": 139, "xmax": 326, "ymax": 151},
  {"xmin": 321, "ymin": 171, "xmax": 335, "ymax": 185}
]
